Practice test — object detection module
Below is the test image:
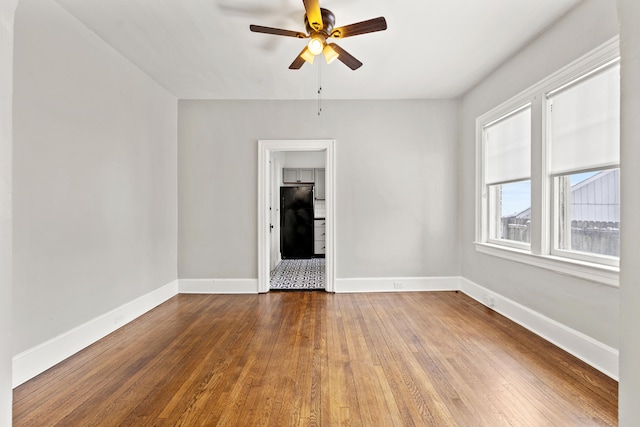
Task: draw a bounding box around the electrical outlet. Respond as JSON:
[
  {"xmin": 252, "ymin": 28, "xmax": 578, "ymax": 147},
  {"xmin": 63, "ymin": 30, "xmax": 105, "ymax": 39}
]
[{"xmin": 393, "ymin": 282, "xmax": 403, "ymax": 289}]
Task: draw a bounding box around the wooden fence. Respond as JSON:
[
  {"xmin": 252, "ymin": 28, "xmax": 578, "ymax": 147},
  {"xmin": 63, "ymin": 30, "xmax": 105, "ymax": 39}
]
[{"xmin": 501, "ymin": 218, "xmax": 619, "ymax": 257}]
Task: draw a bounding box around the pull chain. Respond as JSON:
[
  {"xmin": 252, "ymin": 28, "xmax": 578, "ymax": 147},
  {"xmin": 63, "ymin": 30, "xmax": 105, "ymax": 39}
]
[{"xmin": 317, "ymin": 62, "xmax": 322, "ymax": 116}]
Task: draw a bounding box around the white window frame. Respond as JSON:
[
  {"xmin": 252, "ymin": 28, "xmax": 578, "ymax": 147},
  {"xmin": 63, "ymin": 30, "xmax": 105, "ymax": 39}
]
[
  {"xmin": 475, "ymin": 37, "xmax": 620, "ymax": 287},
  {"xmin": 546, "ymin": 59, "xmax": 621, "ymax": 268},
  {"xmin": 482, "ymin": 104, "xmax": 532, "ymax": 251}
]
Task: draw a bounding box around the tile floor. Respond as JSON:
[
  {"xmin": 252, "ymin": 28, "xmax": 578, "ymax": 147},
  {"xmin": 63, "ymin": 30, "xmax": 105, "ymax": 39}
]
[{"xmin": 270, "ymin": 258, "xmax": 325, "ymax": 290}]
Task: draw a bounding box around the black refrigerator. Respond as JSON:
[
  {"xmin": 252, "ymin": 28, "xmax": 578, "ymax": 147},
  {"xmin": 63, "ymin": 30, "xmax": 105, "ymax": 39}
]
[{"xmin": 280, "ymin": 186, "xmax": 314, "ymax": 259}]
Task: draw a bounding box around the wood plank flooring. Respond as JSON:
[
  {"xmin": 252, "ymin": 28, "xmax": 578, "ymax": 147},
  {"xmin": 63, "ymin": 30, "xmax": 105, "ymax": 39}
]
[{"xmin": 13, "ymin": 291, "xmax": 618, "ymax": 426}]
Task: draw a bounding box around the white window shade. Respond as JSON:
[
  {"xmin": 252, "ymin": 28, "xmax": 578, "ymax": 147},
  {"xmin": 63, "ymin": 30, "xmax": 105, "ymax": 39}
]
[
  {"xmin": 549, "ymin": 63, "xmax": 620, "ymax": 175},
  {"xmin": 484, "ymin": 106, "xmax": 531, "ymax": 185}
]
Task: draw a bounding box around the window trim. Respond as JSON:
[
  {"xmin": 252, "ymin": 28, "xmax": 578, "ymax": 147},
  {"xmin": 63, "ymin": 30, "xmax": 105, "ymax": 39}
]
[
  {"xmin": 475, "ymin": 36, "xmax": 620, "ymax": 287},
  {"xmin": 475, "ymin": 242, "xmax": 619, "ymax": 288}
]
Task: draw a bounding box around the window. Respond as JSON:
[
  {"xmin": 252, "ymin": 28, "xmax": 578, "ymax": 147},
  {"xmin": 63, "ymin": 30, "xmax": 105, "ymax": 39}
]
[
  {"xmin": 483, "ymin": 105, "xmax": 531, "ymax": 248},
  {"xmin": 475, "ymin": 38, "xmax": 620, "ymax": 286},
  {"xmin": 553, "ymin": 169, "xmax": 620, "ymax": 261},
  {"xmin": 548, "ymin": 60, "xmax": 621, "ymax": 265},
  {"xmin": 490, "ymin": 180, "xmax": 531, "ymax": 244}
]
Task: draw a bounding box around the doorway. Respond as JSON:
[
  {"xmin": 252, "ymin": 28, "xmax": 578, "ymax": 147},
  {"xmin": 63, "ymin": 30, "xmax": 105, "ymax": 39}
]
[{"xmin": 258, "ymin": 140, "xmax": 335, "ymax": 293}]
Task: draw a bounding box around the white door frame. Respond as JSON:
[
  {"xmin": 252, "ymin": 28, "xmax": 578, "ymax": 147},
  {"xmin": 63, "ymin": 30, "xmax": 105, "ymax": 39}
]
[{"xmin": 258, "ymin": 139, "xmax": 336, "ymax": 293}]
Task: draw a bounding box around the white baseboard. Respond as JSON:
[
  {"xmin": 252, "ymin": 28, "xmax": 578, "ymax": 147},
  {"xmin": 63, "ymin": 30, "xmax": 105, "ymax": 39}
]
[
  {"xmin": 335, "ymin": 276, "xmax": 459, "ymax": 293},
  {"xmin": 12, "ymin": 280, "xmax": 179, "ymax": 388},
  {"xmin": 179, "ymin": 278, "xmax": 258, "ymax": 294},
  {"xmin": 458, "ymin": 277, "xmax": 619, "ymax": 380},
  {"xmin": 13, "ymin": 275, "xmax": 618, "ymax": 388}
]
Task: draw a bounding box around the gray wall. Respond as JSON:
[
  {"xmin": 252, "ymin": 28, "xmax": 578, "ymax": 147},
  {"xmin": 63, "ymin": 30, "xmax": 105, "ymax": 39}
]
[
  {"xmin": 12, "ymin": 0, "xmax": 178, "ymax": 354},
  {"xmin": 283, "ymin": 151, "xmax": 325, "ymax": 168},
  {"xmin": 618, "ymin": 0, "xmax": 640, "ymax": 423},
  {"xmin": 178, "ymin": 99, "xmax": 460, "ymax": 280},
  {"xmin": 460, "ymin": 0, "xmax": 620, "ymax": 349},
  {"xmin": 0, "ymin": 0, "xmax": 17, "ymax": 423}
]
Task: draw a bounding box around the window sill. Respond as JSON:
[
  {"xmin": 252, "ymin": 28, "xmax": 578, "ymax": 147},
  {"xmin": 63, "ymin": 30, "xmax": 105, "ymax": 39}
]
[{"xmin": 474, "ymin": 242, "xmax": 619, "ymax": 287}]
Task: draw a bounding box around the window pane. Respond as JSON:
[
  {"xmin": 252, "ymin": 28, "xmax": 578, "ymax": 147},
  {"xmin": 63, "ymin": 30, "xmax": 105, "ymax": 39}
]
[
  {"xmin": 556, "ymin": 169, "xmax": 620, "ymax": 257},
  {"xmin": 489, "ymin": 180, "xmax": 531, "ymax": 244}
]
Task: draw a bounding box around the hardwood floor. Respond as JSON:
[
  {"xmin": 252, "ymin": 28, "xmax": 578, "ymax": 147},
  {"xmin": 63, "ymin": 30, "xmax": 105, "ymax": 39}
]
[{"xmin": 13, "ymin": 291, "xmax": 617, "ymax": 426}]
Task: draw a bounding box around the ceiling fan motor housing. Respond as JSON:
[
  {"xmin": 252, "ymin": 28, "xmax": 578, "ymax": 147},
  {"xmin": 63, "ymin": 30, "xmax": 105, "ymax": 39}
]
[{"xmin": 305, "ymin": 8, "xmax": 336, "ymax": 36}]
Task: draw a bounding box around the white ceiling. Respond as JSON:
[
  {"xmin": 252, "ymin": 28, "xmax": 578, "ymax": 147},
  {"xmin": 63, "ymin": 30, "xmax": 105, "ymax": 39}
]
[{"xmin": 51, "ymin": 0, "xmax": 582, "ymax": 100}]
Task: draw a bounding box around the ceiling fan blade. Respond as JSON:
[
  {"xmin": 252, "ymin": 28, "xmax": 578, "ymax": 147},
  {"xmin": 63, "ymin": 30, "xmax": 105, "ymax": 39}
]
[
  {"xmin": 302, "ymin": 0, "xmax": 323, "ymax": 31},
  {"xmin": 330, "ymin": 43, "xmax": 363, "ymax": 70},
  {"xmin": 250, "ymin": 25, "xmax": 307, "ymax": 38},
  {"xmin": 289, "ymin": 47, "xmax": 312, "ymax": 70},
  {"xmin": 330, "ymin": 17, "xmax": 387, "ymax": 38}
]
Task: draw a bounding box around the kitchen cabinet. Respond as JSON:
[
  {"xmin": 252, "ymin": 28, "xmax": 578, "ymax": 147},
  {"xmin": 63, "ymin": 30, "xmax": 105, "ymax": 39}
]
[
  {"xmin": 314, "ymin": 168, "xmax": 325, "ymax": 200},
  {"xmin": 314, "ymin": 219, "xmax": 326, "ymax": 256},
  {"xmin": 283, "ymin": 168, "xmax": 314, "ymax": 183}
]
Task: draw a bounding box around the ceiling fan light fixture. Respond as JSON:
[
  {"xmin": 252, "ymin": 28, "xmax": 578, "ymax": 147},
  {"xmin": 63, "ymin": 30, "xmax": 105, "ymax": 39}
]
[
  {"xmin": 307, "ymin": 34, "xmax": 325, "ymax": 56},
  {"xmin": 300, "ymin": 48, "xmax": 316, "ymax": 64},
  {"xmin": 323, "ymin": 44, "xmax": 339, "ymax": 64}
]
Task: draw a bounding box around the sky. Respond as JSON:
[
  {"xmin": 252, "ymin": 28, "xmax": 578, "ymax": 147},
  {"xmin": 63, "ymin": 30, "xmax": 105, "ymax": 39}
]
[
  {"xmin": 500, "ymin": 172, "xmax": 598, "ymax": 217},
  {"xmin": 501, "ymin": 181, "xmax": 531, "ymax": 217}
]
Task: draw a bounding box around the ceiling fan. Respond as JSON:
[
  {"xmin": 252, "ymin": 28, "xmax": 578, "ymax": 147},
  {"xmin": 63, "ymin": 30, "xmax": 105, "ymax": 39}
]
[{"xmin": 250, "ymin": 0, "xmax": 387, "ymax": 70}]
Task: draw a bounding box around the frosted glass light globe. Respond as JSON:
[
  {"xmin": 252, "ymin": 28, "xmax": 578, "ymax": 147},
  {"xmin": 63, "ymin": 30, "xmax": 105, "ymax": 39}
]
[{"xmin": 308, "ymin": 36, "xmax": 324, "ymax": 56}]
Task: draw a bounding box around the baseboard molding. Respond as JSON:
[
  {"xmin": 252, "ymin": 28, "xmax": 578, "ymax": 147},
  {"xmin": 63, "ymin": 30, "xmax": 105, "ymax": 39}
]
[
  {"xmin": 458, "ymin": 277, "xmax": 619, "ymax": 380},
  {"xmin": 13, "ymin": 275, "xmax": 618, "ymax": 388},
  {"xmin": 12, "ymin": 280, "xmax": 179, "ymax": 388},
  {"xmin": 335, "ymin": 276, "xmax": 460, "ymax": 293},
  {"xmin": 179, "ymin": 278, "xmax": 258, "ymax": 294}
]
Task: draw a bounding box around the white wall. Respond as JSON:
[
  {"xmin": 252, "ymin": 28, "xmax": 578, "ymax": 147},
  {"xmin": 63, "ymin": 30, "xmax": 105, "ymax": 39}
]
[
  {"xmin": 460, "ymin": 0, "xmax": 619, "ymax": 349},
  {"xmin": 618, "ymin": 0, "xmax": 640, "ymax": 423},
  {"xmin": 0, "ymin": 0, "xmax": 17, "ymax": 422},
  {"xmin": 12, "ymin": 0, "xmax": 178, "ymax": 354},
  {"xmin": 179, "ymin": 99, "xmax": 460, "ymax": 280}
]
